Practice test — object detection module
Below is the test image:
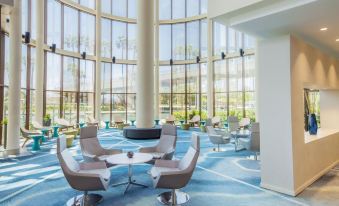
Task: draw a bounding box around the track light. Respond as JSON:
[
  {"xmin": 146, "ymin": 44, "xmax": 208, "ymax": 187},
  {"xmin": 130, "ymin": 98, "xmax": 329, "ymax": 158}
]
[
  {"xmin": 112, "ymin": 56, "xmax": 116, "ymax": 63},
  {"xmin": 81, "ymin": 52, "xmax": 86, "ymax": 59},
  {"xmin": 221, "ymin": 52, "xmax": 226, "ymax": 59},
  {"xmin": 240, "ymin": 48, "xmax": 245, "ymax": 57},
  {"xmin": 22, "ymin": 32, "xmax": 30, "ymax": 43},
  {"xmin": 196, "ymin": 56, "xmax": 200, "ymax": 63},
  {"xmin": 50, "ymin": 44, "xmax": 56, "ymax": 53}
]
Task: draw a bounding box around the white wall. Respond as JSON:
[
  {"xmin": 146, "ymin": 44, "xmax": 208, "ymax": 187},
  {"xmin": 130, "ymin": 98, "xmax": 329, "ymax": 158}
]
[
  {"xmin": 319, "ymin": 91, "xmax": 339, "ymax": 130},
  {"xmin": 0, "ymin": 0, "xmax": 13, "ymax": 6},
  {"xmin": 208, "ymin": 0, "xmax": 262, "ymax": 19},
  {"xmin": 257, "ymin": 35, "xmax": 296, "ymax": 195}
]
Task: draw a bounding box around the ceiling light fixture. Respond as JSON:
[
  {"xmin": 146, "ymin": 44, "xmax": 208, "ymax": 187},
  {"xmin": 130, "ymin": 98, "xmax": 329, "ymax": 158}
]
[
  {"xmin": 336, "ymin": 39, "xmax": 339, "ymax": 42},
  {"xmin": 320, "ymin": 27, "xmax": 328, "ymax": 31}
]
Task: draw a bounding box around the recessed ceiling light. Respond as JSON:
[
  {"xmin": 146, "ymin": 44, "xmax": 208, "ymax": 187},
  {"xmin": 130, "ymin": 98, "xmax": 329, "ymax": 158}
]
[
  {"xmin": 336, "ymin": 39, "xmax": 339, "ymax": 42},
  {"xmin": 320, "ymin": 27, "xmax": 328, "ymax": 31}
]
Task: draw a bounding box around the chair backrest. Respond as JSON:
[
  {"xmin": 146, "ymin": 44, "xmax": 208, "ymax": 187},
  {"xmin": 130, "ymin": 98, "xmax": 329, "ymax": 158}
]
[
  {"xmin": 114, "ymin": 116, "xmax": 123, "ymax": 122},
  {"xmin": 80, "ymin": 126, "xmax": 105, "ymax": 161},
  {"xmin": 191, "ymin": 115, "xmax": 200, "ymax": 122},
  {"xmin": 206, "ymin": 126, "xmax": 217, "ymax": 135},
  {"xmin": 178, "ymin": 133, "xmax": 200, "ymax": 172},
  {"xmin": 166, "ymin": 115, "xmax": 175, "ymax": 121},
  {"xmin": 86, "ymin": 116, "xmax": 95, "ymax": 123},
  {"xmin": 228, "ymin": 116, "xmax": 239, "ymax": 132},
  {"xmin": 211, "ymin": 116, "xmax": 220, "ymax": 124},
  {"xmin": 32, "ymin": 121, "xmax": 43, "ymax": 129},
  {"xmin": 250, "ymin": 122, "xmax": 260, "ymax": 152},
  {"xmin": 239, "ymin": 118, "xmax": 251, "ymax": 127},
  {"xmin": 205, "ymin": 118, "xmax": 213, "ymax": 126},
  {"xmin": 156, "ymin": 124, "xmax": 177, "ymax": 153}
]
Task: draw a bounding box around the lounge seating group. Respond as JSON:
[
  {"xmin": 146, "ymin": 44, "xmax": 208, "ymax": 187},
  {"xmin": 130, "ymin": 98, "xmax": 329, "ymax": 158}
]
[
  {"xmin": 57, "ymin": 124, "xmax": 201, "ymax": 206},
  {"xmin": 206, "ymin": 126, "xmax": 231, "ymax": 152}
]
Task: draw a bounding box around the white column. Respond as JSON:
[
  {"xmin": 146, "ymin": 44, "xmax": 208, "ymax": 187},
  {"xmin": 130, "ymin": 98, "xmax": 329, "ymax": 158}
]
[
  {"xmin": 207, "ymin": 19, "xmax": 214, "ymax": 118},
  {"xmin": 95, "ymin": 0, "xmax": 102, "ymax": 122},
  {"xmin": 7, "ymin": 0, "xmax": 22, "ymax": 155},
  {"xmin": 154, "ymin": 0, "xmax": 160, "ymax": 120},
  {"xmin": 34, "ymin": 0, "xmax": 44, "ymax": 124},
  {"xmin": 136, "ymin": 0, "xmax": 154, "ymax": 128},
  {"xmin": 255, "ymin": 40, "xmax": 259, "ymax": 122}
]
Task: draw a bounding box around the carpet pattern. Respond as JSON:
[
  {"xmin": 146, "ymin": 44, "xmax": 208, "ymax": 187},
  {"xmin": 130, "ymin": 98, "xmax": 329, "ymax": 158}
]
[{"xmin": 0, "ymin": 128, "xmax": 337, "ymax": 206}]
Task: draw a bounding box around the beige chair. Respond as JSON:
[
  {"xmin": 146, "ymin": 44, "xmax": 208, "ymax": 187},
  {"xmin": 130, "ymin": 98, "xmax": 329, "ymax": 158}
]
[
  {"xmin": 32, "ymin": 121, "xmax": 51, "ymax": 131},
  {"xmin": 150, "ymin": 133, "xmax": 200, "ymax": 206},
  {"xmin": 20, "ymin": 127, "xmax": 42, "ymax": 148},
  {"xmin": 239, "ymin": 117, "xmax": 251, "ymax": 128},
  {"xmin": 55, "ymin": 118, "xmax": 75, "ymax": 130},
  {"xmin": 228, "ymin": 116, "xmax": 239, "ymax": 132},
  {"xmin": 165, "ymin": 115, "xmax": 176, "ymax": 125},
  {"xmin": 238, "ymin": 122, "xmax": 260, "ymax": 160},
  {"xmin": 113, "ymin": 116, "xmax": 124, "ymax": 127},
  {"xmin": 206, "ymin": 126, "xmax": 230, "ymax": 152},
  {"xmin": 211, "ymin": 116, "xmax": 221, "ymax": 128},
  {"xmin": 139, "ymin": 124, "xmax": 177, "ymax": 164},
  {"xmin": 57, "ymin": 136, "xmax": 110, "ymax": 206},
  {"xmin": 86, "ymin": 116, "xmax": 99, "ymax": 128},
  {"xmin": 80, "ymin": 126, "xmax": 122, "ymax": 166},
  {"xmin": 188, "ymin": 115, "xmax": 200, "ymax": 127}
]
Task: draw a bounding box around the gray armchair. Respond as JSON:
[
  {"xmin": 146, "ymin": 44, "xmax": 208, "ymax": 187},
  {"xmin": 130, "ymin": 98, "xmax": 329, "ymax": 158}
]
[
  {"xmin": 57, "ymin": 136, "xmax": 110, "ymax": 206},
  {"xmin": 150, "ymin": 133, "xmax": 200, "ymax": 206},
  {"xmin": 238, "ymin": 122, "xmax": 260, "ymax": 160},
  {"xmin": 206, "ymin": 126, "xmax": 230, "ymax": 152},
  {"xmin": 139, "ymin": 124, "xmax": 177, "ymax": 164},
  {"xmin": 80, "ymin": 126, "xmax": 122, "ymax": 166}
]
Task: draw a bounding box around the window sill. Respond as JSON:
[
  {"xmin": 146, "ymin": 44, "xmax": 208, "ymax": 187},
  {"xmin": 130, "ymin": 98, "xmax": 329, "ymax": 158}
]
[{"xmin": 304, "ymin": 128, "xmax": 339, "ymax": 143}]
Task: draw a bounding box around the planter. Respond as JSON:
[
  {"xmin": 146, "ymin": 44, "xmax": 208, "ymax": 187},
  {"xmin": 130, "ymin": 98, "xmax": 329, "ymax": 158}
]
[
  {"xmin": 308, "ymin": 113, "xmax": 318, "ymax": 135},
  {"xmin": 43, "ymin": 119, "xmax": 51, "ymax": 127}
]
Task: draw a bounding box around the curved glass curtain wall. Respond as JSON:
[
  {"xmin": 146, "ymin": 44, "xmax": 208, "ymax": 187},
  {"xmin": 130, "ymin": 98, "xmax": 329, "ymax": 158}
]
[{"xmin": 0, "ymin": 0, "xmax": 255, "ymax": 130}]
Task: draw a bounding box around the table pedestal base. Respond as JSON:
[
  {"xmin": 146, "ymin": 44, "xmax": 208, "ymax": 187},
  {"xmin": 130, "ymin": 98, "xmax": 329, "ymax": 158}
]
[{"xmin": 112, "ymin": 164, "xmax": 148, "ymax": 194}]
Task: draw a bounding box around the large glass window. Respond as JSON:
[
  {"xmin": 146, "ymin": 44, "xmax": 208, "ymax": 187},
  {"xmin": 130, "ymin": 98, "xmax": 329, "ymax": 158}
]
[
  {"xmin": 47, "ymin": 0, "xmax": 61, "ymax": 47},
  {"xmin": 64, "ymin": 6, "xmax": 79, "ymax": 52},
  {"xmin": 80, "ymin": 12, "xmax": 95, "ymax": 55}
]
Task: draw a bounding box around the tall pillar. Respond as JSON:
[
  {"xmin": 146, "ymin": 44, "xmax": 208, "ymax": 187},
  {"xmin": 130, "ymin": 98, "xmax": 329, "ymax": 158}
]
[
  {"xmin": 154, "ymin": 0, "xmax": 160, "ymax": 120},
  {"xmin": 207, "ymin": 19, "xmax": 214, "ymax": 118},
  {"xmin": 7, "ymin": 0, "xmax": 22, "ymax": 155},
  {"xmin": 254, "ymin": 40, "xmax": 259, "ymax": 122},
  {"xmin": 34, "ymin": 0, "xmax": 44, "ymax": 124},
  {"xmin": 95, "ymin": 0, "xmax": 102, "ymax": 122},
  {"xmin": 136, "ymin": 0, "xmax": 154, "ymax": 128}
]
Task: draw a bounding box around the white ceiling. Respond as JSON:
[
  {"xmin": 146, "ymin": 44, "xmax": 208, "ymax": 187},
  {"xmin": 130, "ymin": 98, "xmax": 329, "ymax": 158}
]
[{"xmin": 214, "ymin": 0, "xmax": 339, "ymax": 58}]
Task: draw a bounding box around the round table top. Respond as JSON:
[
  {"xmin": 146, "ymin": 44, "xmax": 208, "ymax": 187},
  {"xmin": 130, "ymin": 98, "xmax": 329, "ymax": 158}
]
[
  {"xmin": 231, "ymin": 129, "xmax": 251, "ymax": 137},
  {"xmin": 106, "ymin": 153, "xmax": 153, "ymax": 165}
]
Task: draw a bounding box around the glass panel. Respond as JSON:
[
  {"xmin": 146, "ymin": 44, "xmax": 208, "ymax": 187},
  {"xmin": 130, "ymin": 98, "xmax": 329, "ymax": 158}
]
[
  {"xmin": 63, "ymin": 57, "xmax": 79, "ymax": 92},
  {"xmin": 160, "ymin": 94, "xmax": 171, "ymax": 120},
  {"xmin": 159, "ymin": 66, "xmax": 171, "ymax": 93},
  {"xmin": 80, "ymin": 0, "xmax": 96, "ymax": 9},
  {"xmin": 101, "ymin": 94, "xmax": 111, "ymax": 121},
  {"xmin": 101, "ymin": 18, "xmax": 111, "ymax": 58},
  {"xmin": 80, "ymin": 12, "xmax": 95, "ymax": 55},
  {"xmin": 47, "ymin": 0, "xmax": 61, "ymax": 47},
  {"xmin": 79, "ymin": 92, "xmax": 94, "ymax": 122},
  {"xmin": 80, "ymin": 60, "xmax": 95, "ymax": 92},
  {"xmin": 112, "ymin": 94, "xmax": 126, "ymax": 120},
  {"xmin": 201, "ymin": 93, "xmax": 207, "ymax": 119},
  {"xmin": 31, "ymin": 0, "xmax": 36, "ymax": 39},
  {"xmin": 20, "ymin": 90, "xmax": 26, "ymax": 126},
  {"xmin": 229, "ymin": 58, "xmax": 242, "ymax": 92},
  {"xmin": 187, "ymin": 0, "xmax": 199, "ymax": 17},
  {"xmin": 63, "ymin": 92, "xmax": 78, "ymax": 123},
  {"xmin": 127, "ymin": 23, "xmax": 137, "ymax": 60},
  {"xmin": 200, "ymin": 0, "xmax": 208, "ymax": 14},
  {"xmin": 101, "ymin": 0, "xmax": 111, "ymax": 14},
  {"xmin": 159, "ymin": 0, "xmax": 171, "ymax": 20},
  {"xmin": 112, "ymin": 64, "xmax": 126, "ymax": 93},
  {"xmin": 201, "ymin": 63, "xmax": 207, "ymax": 93},
  {"xmin": 172, "ymin": 94, "xmax": 185, "ymax": 121},
  {"xmin": 214, "ymin": 60, "xmax": 227, "ymax": 93},
  {"xmin": 201, "ymin": 19, "xmax": 207, "ymax": 58},
  {"xmin": 186, "ymin": 21, "xmax": 200, "ymax": 60},
  {"xmin": 172, "ymin": 65, "xmax": 185, "ymax": 93},
  {"xmin": 128, "ymin": 0, "xmax": 136, "ymax": 19},
  {"xmin": 245, "ymin": 55, "xmax": 255, "ymax": 91},
  {"xmin": 101, "ymin": 63, "xmax": 111, "ymax": 92},
  {"xmin": 213, "ymin": 22, "xmax": 226, "ymax": 56},
  {"xmin": 46, "ymin": 91, "xmax": 60, "ymax": 124},
  {"xmin": 245, "ymin": 92, "xmax": 255, "ymax": 121},
  {"xmin": 228, "ymin": 28, "xmax": 236, "ymax": 53},
  {"xmin": 172, "ymin": 0, "xmax": 185, "ymax": 19},
  {"xmin": 21, "ymin": 0, "xmax": 28, "ymax": 33},
  {"xmin": 244, "ymin": 34, "xmax": 255, "ymax": 50},
  {"xmin": 229, "ymin": 92, "xmax": 243, "ymax": 118},
  {"xmin": 64, "ymin": 6, "xmax": 79, "ymax": 52},
  {"xmin": 187, "ymin": 64, "xmax": 199, "ymax": 93},
  {"xmin": 159, "ymin": 25, "xmax": 171, "ymax": 61},
  {"xmin": 4, "ymin": 36, "xmax": 9, "ymax": 86},
  {"xmin": 172, "ymin": 23, "xmax": 185, "ymax": 60},
  {"xmin": 46, "ymin": 53, "xmax": 61, "ymax": 90},
  {"xmin": 187, "ymin": 93, "xmax": 199, "ymax": 119},
  {"xmin": 215, "ymin": 93, "xmax": 227, "ymax": 121},
  {"xmin": 112, "ymin": 21, "xmax": 127, "ymax": 59},
  {"xmin": 30, "ymin": 48, "xmax": 36, "ymax": 89},
  {"xmin": 127, "ymin": 65, "xmax": 137, "ymax": 93},
  {"xmin": 127, "ymin": 94, "xmax": 136, "ymax": 121},
  {"xmin": 21, "ymin": 45, "xmax": 27, "ymax": 89},
  {"xmin": 112, "ymin": 0, "xmax": 127, "ymax": 17}
]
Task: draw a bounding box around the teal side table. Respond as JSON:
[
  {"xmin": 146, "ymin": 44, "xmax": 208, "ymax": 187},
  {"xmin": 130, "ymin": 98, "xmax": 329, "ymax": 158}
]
[
  {"xmin": 130, "ymin": 120, "xmax": 135, "ymax": 126},
  {"xmin": 40, "ymin": 128, "xmax": 49, "ymax": 142},
  {"xmin": 79, "ymin": 123, "xmax": 85, "ymax": 128},
  {"xmin": 154, "ymin": 119, "xmax": 160, "ymax": 126},
  {"xmin": 200, "ymin": 121, "xmax": 206, "ymax": 126},
  {"xmin": 105, "ymin": 121, "xmax": 110, "ymax": 129},
  {"xmin": 31, "ymin": 135, "xmax": 43, "ymax": 151},
  {"xmin": 224, "ymin": 122, "xmax": 228, "ymax": 128},
  {"xmin": 179, "ymin": 120, "xmax": 185, "ymax": 125},
  {"xmin": 52, "ymin": 126, "xmax": 60, "ymax": 138}
]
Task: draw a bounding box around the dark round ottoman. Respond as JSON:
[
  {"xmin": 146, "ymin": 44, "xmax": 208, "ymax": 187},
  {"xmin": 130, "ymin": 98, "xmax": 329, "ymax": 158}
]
[{"xmin": 123, "ymin": 126, "xmax": 162, "ymax": 139}]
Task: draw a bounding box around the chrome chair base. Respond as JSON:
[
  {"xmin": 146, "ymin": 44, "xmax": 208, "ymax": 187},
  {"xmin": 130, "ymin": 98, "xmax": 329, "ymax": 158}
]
[
  {"xmin": 66, "ymin": 194, "xmax": 103, "ymax": 206},
  {"xmin": 157, "ymin": 190, "xmax": 190, "ymax": 206}
]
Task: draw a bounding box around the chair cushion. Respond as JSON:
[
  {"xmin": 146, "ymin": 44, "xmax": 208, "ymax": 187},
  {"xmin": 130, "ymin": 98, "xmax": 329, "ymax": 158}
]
[{"xmin": 78, "ymin": 168, "xmax": 110, "ymax": 181}]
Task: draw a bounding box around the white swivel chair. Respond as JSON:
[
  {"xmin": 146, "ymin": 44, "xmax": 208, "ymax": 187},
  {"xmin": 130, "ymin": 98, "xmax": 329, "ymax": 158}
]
[
  {"xmin": 206, "ymin": 126, "xmax": 230, "ymax": 152},
  {"xmin": 238, "ymin": 122, "xmax": 260, "ymax": 160}
]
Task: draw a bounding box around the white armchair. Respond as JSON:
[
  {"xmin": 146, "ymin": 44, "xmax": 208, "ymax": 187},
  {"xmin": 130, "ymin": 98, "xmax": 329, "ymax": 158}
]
[
  {"xmin": 206, "ymin": 126, "xmax": 230, "ymax": 152},
  {"xmin": 238, "ymin": 122, "xmax": 260, "ymax": 160}
]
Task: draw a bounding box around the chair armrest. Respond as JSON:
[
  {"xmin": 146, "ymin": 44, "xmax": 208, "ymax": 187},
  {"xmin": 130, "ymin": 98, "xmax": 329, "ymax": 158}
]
[
  {"xmin": 80, "ymin": 161, "xmax": 107, "ymax": 170},
  {"xmin": 71, "ymin": 172, "xmax": 109, "ymax": 190},
  {"xmin": 162, "ymin": 148, "xmax": 175, "ymax": 160},
  {"xmin": 154, "ymin": 159, "xmax": 180, "ymax": 168},
  {"xmin": 139, "ymin": 147, "xmax": 156, "ymax": 153}
]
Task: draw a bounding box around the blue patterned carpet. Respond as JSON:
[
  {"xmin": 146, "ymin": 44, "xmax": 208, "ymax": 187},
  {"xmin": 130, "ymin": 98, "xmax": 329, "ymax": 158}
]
[{"xmin": 0, "ymin": 128, "xmax": 337, "ymax": 206}]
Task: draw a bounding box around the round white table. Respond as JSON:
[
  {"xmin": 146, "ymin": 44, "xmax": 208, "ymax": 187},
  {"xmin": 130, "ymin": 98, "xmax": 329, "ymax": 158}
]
[
  {"xmin": 106, "ymin": 153, "xmax": 153, "ymax": 194},
  {"xmin": 231, "ymin": 129, "xmax": 251, "ymax": 151}
]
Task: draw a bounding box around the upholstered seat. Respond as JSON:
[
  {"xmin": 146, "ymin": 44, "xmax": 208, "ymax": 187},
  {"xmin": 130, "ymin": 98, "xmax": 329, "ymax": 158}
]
[
  {"xmin": 57, "ymin": 136, "xmax": 110, "ymax": 206},
  {"xmin": 151, "ymin": 133, "xmax": 200, "ymax": 205},
  {"xmin": 206, "ymin": 126, "xmax": 230, "ymax": 152}
]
